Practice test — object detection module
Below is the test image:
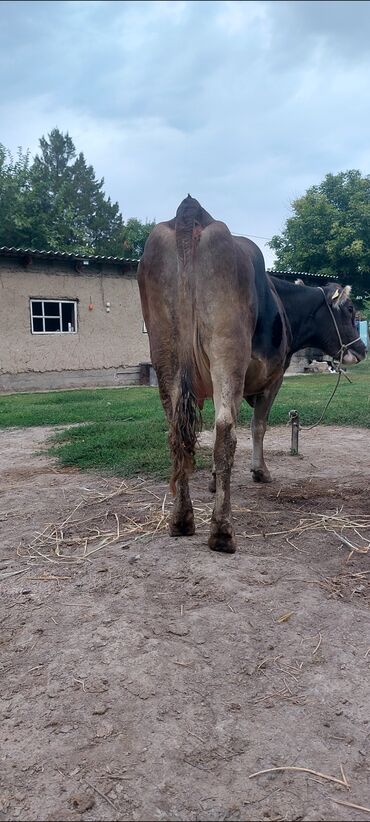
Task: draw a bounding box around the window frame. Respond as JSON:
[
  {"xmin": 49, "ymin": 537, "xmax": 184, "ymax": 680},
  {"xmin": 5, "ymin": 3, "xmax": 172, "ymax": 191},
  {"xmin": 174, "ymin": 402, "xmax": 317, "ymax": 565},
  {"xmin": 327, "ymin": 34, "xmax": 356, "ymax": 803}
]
[{"xmin": 30, "ymin": 299, "xmax": 78, "ymax": 335}]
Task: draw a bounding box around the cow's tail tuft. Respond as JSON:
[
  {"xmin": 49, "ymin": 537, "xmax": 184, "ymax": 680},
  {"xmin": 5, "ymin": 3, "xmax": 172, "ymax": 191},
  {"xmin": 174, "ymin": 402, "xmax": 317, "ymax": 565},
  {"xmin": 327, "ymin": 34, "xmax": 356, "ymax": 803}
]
[{"xmin": 169, "ymin": 369, "xmax": 201, "ymax": 495}]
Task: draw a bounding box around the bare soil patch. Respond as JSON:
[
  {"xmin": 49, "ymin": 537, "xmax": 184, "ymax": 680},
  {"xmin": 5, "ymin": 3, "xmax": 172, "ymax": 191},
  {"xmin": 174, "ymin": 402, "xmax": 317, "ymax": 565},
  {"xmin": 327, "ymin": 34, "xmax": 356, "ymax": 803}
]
[{"xmin": 0, "ymin": 425, "xmax": 369, "ymax": 822}]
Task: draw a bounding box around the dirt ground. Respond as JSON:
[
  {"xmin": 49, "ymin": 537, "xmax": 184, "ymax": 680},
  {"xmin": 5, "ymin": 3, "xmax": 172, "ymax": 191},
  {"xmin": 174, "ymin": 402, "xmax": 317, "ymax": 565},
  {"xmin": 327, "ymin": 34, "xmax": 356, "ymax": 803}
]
[{"xmin": 0, "ymin": 423, "xmax": 369, "ymax": 822}]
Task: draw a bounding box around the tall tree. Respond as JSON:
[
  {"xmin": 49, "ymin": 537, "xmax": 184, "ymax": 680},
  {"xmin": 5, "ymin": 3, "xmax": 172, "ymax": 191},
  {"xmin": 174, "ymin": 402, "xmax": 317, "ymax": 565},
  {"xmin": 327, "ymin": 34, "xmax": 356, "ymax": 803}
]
[
  {"xmin": 28, "ymin": 128, "xmax": 124, "ymax": 254},
  {"xmin": 269, "ymin": 170, "xmax": 370, "ymax": 294},
  {"xmin": 0, "ymin": 128, "xmax": 155, "ymax": 257}
]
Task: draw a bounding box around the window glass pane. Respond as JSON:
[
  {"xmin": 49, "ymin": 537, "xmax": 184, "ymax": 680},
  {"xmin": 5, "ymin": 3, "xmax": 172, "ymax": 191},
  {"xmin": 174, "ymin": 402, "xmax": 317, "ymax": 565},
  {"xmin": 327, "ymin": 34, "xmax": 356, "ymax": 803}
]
[
  {"xmin": 45, "ymin": 317, "xmax": 61, "ymax": 332},
  {"xmin": 61, "ymin": 302, "xmax": 75, "ymax": 332},
  {"xmin": 32, "ymin": 301, "xmax": 43, "ymax": 316},
  {"xmin": 44, "ymin": 302, "xmax": 60, "ymax": 317},
  {"xmin": 32, "ymin": 317, "xmax": 43, "ymax": 332}
]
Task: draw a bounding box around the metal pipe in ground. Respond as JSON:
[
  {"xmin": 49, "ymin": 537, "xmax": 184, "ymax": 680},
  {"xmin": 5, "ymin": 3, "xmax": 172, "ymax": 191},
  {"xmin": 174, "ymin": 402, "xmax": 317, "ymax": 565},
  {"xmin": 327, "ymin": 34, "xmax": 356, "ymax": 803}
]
[{"xmin": 289, "ymin": 409, "xmax": 300, "ymax": 455}]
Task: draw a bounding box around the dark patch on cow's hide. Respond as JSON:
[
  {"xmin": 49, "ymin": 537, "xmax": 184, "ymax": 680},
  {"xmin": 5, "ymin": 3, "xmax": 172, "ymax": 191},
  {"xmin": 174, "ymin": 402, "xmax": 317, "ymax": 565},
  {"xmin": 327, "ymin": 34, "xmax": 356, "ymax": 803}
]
[
  {"xmin": 254, "ymin": 315, "xmax": 263, "ymax": 338},
  {"xmin": 272, "ymin": 313, "xmax": 283, "ymax": 348}
]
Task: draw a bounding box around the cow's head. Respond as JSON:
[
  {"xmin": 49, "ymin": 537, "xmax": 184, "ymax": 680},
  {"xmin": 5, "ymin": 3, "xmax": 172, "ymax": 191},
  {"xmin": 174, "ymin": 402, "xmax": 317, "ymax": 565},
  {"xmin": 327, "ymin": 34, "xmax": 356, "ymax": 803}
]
[{"xmin": 320, "ymin": 283, "xmax": 366, "ymax": 364}]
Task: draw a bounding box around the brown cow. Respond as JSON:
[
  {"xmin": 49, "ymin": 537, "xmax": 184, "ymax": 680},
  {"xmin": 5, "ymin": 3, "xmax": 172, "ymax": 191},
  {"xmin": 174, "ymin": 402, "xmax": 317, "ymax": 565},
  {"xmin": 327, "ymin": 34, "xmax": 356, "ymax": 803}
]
[
  {"xmin": 138, "ymin": 195, "xmax": 290, "ymax": 553},
  {"xmin": 139, "ymin": 197, "xmax": 366, "ymax": 553}
]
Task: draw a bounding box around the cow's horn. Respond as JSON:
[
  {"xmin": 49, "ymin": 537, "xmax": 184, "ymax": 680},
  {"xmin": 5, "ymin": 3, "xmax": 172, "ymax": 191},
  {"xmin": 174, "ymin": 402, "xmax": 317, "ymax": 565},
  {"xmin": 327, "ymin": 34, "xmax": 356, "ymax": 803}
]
[{"xmin": 331, "ymin": 288, "xmax": 340, "ymax": 301}]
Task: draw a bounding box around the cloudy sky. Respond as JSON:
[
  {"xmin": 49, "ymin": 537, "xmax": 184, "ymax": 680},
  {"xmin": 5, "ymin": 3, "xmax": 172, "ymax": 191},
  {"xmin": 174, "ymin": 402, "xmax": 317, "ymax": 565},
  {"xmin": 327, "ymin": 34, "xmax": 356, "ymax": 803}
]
[{"xmin": 1, "ymin": 0, "xmax": 369, "ymax": 266}]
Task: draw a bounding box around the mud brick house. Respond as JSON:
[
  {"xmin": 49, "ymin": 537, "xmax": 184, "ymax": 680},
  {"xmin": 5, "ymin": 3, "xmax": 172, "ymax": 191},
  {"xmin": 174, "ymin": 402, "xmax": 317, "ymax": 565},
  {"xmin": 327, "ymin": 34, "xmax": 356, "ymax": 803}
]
[{"xmin": 0, "ymin": 247, "xmax": 150, "ymax": 392}]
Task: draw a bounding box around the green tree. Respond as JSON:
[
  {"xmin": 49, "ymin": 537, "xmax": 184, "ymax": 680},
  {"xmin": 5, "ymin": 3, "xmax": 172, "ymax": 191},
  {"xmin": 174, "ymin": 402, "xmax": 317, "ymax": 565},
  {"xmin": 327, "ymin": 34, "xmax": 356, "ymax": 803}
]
[
  {"xmin": 0, "ymin": 144, "xmax": 33, "ymax": 247},
  {"xmin": 360, "ymin": 298, "xmax": 370, "ymax": 322},
  {"xmin": 269, "ymin": 170, "xmax": 370, "ymax": 294},
  {"xmin": 121, "ymin": 217, "xmax": 155, "ymax": 259},
  {"xmin": 0, "ymin": 128, "xmax": 156, "ymax": 257},
  {"xmin": 27, "ymin": 128, "xmax": 124, "ymax": 255}
]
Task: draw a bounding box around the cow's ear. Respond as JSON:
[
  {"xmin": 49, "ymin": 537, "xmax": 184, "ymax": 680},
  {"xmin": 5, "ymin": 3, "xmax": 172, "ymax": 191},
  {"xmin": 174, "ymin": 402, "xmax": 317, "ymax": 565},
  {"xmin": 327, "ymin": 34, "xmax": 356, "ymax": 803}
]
[
  {"xmin": 338, "ymin": 285, "xmax": 352, "ymax": 304},
  {"xmin": 331, "ymin": 288, "xmax": 340, "ymax": 302}
]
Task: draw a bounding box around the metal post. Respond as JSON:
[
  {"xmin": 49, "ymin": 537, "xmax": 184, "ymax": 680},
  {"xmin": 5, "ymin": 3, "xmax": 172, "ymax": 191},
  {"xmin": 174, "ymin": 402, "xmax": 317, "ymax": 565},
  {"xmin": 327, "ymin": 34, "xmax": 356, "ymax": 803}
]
[{"xmin": 289, "ymin": 409, "xmax": 300, "ymax": 455}]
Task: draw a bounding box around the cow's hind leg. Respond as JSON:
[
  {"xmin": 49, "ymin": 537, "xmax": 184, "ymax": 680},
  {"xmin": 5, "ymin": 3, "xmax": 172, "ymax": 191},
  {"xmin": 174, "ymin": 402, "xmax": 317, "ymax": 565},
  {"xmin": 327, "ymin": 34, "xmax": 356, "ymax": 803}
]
[
  {"xmin": 169, "ymin": 475, "xmax": 195, "ymax": 536},
  {"xmin": 209, "ymin": 462, "xmax": 216, "ymax": 493},
  {"xmin": 208, "ymin": 378, "xmax": 244, "ymax": 553},
  {"xmin": 250, "ymin": 378, "xmax": 283, "ymax": 483},
  {"xmin": 208, "ymin": 409, "xmax": 217, "ymax": 493}
]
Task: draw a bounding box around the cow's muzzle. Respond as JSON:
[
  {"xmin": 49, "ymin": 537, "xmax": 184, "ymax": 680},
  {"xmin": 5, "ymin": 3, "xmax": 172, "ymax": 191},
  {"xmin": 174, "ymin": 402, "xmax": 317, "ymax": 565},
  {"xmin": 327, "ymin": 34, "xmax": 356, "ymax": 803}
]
[{"xmin": 342, "ymin": 343, "xmax": 366, "ymax": 365}]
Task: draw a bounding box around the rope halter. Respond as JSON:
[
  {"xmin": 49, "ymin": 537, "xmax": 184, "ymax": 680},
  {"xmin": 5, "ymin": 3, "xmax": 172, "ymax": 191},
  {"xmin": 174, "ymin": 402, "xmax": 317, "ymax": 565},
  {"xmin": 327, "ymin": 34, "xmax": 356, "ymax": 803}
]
[
  {"xmin": 318, "ymin": 286, "xmax": 362, "ymax": 364},
  {"xmin": 294, "ymin": 285, "xmax": 362, "ymax": 432}
]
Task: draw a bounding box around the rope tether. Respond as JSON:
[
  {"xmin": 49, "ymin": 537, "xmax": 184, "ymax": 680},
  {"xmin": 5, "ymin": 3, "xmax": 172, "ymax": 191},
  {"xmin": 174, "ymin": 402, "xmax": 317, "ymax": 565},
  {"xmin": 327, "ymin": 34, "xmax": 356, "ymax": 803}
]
[{"xmin": 298, "ymin": 287, "xmax": 361, "ymax": 432}]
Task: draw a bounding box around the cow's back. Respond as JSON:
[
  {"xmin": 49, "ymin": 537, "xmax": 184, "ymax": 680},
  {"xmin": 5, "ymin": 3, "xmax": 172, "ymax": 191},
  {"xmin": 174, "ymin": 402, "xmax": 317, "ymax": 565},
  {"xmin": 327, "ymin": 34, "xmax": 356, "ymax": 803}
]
[{"xmin": 138, "ymin": 213, "xmax": 255, "ymax": 401}]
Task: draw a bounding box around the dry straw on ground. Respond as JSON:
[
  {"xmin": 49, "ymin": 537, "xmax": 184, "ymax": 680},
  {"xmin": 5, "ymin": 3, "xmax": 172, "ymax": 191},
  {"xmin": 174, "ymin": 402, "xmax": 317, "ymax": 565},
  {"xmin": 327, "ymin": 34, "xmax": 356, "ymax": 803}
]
[
  {"xmin": 6, "ymin": 478, "xmax": 369, "ymax": 572},
  {"xmin": 16, "ymin": 478, "xmax": 173, "ymax": 565},
  {"xmin": 244, "ymin": 509, "xmax": 370, "ymax": 560}
]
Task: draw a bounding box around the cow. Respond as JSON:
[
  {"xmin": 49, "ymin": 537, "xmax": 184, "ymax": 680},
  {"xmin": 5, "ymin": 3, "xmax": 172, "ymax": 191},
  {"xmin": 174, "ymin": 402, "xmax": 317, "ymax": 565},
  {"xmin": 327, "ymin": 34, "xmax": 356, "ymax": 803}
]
[
  {"xmin": 222, "ymin": 266, "xmax": 366, "ymax": 492},
  {"xmin": 138, "ymin": 196, "xmax": 366, "ymax": 554}
]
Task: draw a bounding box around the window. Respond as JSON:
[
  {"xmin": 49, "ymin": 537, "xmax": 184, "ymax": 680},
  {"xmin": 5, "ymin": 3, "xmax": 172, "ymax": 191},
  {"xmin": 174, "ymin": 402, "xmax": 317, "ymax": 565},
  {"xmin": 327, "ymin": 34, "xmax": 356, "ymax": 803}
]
[{"xmin": 30, "ymin": 300, "xmax": 77, "ymax": 334}]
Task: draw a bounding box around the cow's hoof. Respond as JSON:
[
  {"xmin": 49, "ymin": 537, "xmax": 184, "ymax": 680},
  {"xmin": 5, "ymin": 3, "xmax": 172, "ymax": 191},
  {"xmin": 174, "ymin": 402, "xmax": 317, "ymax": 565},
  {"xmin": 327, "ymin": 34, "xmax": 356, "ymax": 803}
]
[
  {"xmin": 208, "ymin": 475, "xmax": 216, "ymax": 493},
  {"xmin": 251, "ymin": 468, "xmax": 272, "ymax": 483},
  {"xmin": 169, "ymin": 512, "xmax": 195, "ymax": 537},
  {"xmin": 208, "ymin": 524, "xmax": 236, "ymax": 553}
]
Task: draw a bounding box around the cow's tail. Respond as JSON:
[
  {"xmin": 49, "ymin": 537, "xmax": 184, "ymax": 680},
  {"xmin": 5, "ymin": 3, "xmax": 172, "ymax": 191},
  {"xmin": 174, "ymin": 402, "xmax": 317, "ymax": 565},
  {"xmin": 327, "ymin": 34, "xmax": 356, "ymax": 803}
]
[
  {"xmin": 169, "ymin": 195, "xmax": 203, "ymax": 494},
  {"xmin": 169, "ymin": 368, "xmax": 200, "ymax": 494}
]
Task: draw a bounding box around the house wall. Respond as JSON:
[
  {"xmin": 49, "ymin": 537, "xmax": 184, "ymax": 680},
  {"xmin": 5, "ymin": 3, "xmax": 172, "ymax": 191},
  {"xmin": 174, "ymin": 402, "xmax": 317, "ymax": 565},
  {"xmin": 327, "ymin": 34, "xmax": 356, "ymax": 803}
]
[{"xmin": 0, "ymin": 257, "xmax": 150, "ymax": 392}]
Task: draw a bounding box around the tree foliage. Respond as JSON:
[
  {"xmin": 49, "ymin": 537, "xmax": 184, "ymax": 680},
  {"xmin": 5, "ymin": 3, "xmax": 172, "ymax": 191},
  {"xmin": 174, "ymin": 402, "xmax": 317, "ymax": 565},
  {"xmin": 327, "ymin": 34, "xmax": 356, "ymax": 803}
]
[
  {"xmin": 269, "ymin": 170, "xmax": 370, "ymax": 294},
  {"xmin": 121, "ymin": 217, "xmax": 156, "ymax": 259},
  {"xmin": 0, "ymin": 128, "xmax": 154, "ymax": 258},
  {"xmin": 0, "ymin": 145, "xmax": 32, "ymax": 247}
]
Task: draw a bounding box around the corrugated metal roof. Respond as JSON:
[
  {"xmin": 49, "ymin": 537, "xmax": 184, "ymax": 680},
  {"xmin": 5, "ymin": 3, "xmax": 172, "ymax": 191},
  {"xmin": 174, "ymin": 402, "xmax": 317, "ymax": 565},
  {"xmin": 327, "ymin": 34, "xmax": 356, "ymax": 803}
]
[
  {"xmin": 270, "ymin": 269, "xmax": 339, "ymax": 280},
  {"xmin": 0, "ymin": 246, "xmax": 139, "ymax": 266},
  {"xmin": 0, "ymin": 246, "xmax": 339, "ymax": 281}
]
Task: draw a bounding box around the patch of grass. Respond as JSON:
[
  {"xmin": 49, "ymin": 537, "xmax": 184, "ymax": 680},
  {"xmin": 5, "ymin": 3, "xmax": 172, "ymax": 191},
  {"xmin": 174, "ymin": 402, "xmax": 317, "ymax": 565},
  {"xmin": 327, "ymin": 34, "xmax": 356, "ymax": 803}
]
[
  {"xmin": 256, "ymin": 358, "xmax": 370, "ymax": 428},
  {"xmin": 0, "ymin": 386, "xmax": 164, "ymax": 428},
  {"xmin": 0, "ymin": 357, "xmax": 369, "ymax": 477},
  {"xmin": 50, "ymin": 419, "xmax": 172, "ymax": 477}
]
